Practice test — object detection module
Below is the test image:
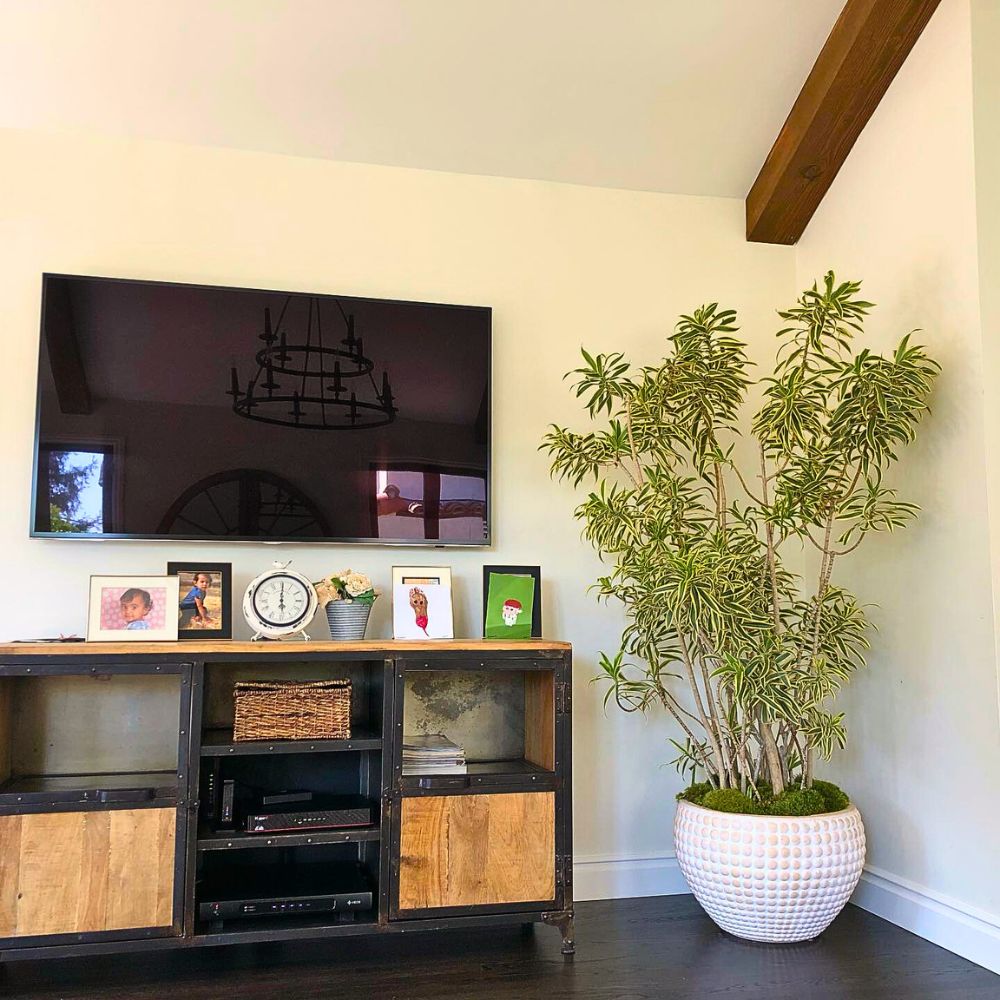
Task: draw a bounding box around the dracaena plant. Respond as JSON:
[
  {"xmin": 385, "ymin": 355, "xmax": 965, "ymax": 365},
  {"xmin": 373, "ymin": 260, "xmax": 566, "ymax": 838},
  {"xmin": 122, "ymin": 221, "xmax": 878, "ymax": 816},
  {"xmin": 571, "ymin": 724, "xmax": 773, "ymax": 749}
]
[{"xmin": 542, "ymin": 273, "xmax": 939, "ymax": 798}]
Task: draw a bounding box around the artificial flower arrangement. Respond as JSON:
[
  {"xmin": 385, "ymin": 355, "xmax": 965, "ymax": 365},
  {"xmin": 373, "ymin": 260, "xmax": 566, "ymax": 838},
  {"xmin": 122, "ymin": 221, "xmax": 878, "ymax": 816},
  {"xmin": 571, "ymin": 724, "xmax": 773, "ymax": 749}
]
[{"xmin": 314, "ymin": 569, "xmax": 378, "ymax": 606}]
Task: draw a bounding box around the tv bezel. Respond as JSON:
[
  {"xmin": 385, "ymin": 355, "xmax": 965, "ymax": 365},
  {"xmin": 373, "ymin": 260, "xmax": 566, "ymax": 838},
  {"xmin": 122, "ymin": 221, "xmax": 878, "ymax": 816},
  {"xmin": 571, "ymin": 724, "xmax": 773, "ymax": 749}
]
[{"xmin": 30, "ymin": 272, "xmax": 493, "ymax": 547}]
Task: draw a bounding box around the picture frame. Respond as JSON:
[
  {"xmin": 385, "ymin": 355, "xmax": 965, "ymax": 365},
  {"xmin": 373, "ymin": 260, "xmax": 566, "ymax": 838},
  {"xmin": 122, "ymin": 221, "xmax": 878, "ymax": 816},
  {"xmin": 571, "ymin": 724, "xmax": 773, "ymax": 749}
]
[
  {"xmin": 167, "ymin": 561, "xmax": 233, "ymax": 640},
  {"xmin": 483, "ymin": 565, "xmax": 542, "ymax": 638},
  {"xmin": 87, "ymin": 575, "xmax": 180, "ymax": 642},
  {"xmin": 393, "ymin": 582, "xmax": 455, "ymax": 640},
  {"xmin": 391, "ymin": 565, "xmax": 453, "ymax": 588}
]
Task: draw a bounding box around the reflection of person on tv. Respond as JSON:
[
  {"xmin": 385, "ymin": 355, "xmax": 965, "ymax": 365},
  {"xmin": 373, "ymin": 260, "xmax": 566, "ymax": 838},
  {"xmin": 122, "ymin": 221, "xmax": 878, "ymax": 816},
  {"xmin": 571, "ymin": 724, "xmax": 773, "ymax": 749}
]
[
  {"xmin": 120, "ymin": 588, "xmax": 153, "ymax": 630},
  {"xmin": 179, "ymin": 572, "xmax": 214, "ymax": 628}
]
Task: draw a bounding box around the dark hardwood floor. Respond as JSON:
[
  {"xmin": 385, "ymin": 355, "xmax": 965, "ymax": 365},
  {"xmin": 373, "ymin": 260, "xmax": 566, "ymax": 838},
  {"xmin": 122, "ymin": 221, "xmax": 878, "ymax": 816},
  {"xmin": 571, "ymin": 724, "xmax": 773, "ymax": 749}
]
[{"xmin": 3, "ymin": 896, "xmax": 998, "ymax": 1000}]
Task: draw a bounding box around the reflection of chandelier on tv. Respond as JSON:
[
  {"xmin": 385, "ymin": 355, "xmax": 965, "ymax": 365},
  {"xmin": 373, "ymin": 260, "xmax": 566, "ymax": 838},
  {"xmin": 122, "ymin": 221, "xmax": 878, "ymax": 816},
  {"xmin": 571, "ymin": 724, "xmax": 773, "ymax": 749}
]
[{"xmin": 228, "ymin": 295, "xmax": 397, "ymax": 430}]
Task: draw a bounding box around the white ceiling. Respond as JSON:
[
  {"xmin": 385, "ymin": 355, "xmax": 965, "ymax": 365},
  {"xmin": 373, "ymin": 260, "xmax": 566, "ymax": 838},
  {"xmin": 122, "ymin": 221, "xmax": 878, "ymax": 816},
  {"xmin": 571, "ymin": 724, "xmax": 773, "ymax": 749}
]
[{"xmin": 0, "ymin": 0, "xmax": 845, "ymax": 199}]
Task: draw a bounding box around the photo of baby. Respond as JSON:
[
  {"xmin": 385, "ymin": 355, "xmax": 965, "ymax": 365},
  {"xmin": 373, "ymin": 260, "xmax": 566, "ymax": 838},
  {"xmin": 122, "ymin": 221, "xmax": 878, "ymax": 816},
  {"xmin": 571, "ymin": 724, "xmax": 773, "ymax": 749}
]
[
  {"xmin": 120, "ymin": 588, "xmax": 156, "ymax": 630},
  {"xmin": 99, "ymin": 586, "xmax": 168, "ymax": 631},
  {"xmin": 88, "ymin": 576, "xmax": 180, "ymax": 641}
]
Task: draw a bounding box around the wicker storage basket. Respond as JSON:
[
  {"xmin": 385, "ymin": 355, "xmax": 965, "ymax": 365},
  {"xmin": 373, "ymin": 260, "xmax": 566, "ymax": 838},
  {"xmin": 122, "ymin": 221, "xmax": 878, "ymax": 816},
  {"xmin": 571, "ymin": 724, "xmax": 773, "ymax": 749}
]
[{"xmin": 233, "ymin": 679, "xmax": 351, "ymax": 741}]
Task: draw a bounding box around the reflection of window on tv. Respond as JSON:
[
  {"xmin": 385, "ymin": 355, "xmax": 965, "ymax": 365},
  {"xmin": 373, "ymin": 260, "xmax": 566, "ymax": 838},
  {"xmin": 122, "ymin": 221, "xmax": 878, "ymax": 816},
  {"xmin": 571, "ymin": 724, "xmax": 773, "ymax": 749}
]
[
  {"xmin": 373, "ymin": 466, "xmax": 487, "ymax": 542},
  {"xmin": 35, "ymin": 444, "xmax": 114, "ymax": 534}
]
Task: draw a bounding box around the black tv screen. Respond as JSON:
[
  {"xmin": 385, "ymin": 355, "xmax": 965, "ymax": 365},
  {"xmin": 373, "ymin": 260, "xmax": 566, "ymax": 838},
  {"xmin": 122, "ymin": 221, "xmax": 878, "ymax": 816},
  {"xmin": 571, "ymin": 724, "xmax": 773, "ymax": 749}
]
[{"xmin": 32, "ymin": 274, "xmax": 491, "ymax": 544}]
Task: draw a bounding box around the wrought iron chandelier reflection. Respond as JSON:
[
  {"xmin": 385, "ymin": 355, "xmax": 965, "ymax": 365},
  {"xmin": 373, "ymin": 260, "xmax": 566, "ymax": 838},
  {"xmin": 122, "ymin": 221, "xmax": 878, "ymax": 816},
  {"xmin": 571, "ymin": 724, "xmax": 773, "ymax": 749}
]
[{"xmin": 228, "ymin": 295, "xmax": 397, "ymax": 430}]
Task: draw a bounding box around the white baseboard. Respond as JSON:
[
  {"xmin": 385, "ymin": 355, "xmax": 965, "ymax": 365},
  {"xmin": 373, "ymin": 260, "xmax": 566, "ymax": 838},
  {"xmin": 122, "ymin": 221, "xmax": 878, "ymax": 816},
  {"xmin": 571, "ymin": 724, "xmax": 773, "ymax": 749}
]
[
  {"xmin": 573, "ymin": 854, "xmax": 1000, "ymax": 976},
  {"xmin": 572, "ymin": 852, "xmax": 689, "ymax": 902},
  {"xmin": 852, "ymin": 865, "xmax": 1000, "ymax": 976}
]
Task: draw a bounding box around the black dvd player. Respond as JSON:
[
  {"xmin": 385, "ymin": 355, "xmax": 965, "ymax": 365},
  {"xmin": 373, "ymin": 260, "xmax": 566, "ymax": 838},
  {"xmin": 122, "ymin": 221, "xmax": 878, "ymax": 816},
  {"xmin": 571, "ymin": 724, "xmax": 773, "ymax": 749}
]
[
  {"xmin": 198, "ymin": 862, "xmax": 372, "ymax": 921},
  {"xmin": 244, "ymin": 794, "xmax": 373, "ymax": 834}
]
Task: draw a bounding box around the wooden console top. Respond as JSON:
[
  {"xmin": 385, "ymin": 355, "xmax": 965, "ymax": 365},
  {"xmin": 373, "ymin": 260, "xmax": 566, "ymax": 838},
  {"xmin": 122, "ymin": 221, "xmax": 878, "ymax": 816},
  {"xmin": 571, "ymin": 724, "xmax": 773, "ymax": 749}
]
[{"xmin": 0, "ymin": 639, "xmax": 571, "ymax": 657}]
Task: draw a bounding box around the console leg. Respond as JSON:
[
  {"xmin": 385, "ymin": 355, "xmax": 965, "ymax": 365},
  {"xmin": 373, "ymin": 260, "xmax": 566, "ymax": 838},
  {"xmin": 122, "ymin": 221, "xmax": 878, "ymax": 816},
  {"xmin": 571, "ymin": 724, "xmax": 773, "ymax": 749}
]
[
  {"xmin": 541, "ymin": 909, "xmax": 575, "ymax": 956},
  {"xmin": 561, "ymin": 915, "xmax": 575, "ymax": 956}
]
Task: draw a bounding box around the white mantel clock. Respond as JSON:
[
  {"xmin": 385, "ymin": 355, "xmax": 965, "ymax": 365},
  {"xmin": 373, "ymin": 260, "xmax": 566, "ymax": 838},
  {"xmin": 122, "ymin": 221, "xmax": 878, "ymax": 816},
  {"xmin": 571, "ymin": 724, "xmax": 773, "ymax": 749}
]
[{"xmin": 243, "ymin": 561, "xmax": 319, "ymax": 641}]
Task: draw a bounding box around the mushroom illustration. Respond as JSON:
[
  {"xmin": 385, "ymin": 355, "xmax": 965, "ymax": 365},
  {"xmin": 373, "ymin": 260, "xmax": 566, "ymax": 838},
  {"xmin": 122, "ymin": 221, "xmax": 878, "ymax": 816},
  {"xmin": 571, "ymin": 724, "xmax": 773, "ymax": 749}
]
[{"xmin": 501, "ymin": 598, "xmax": 523, "ymax": 627}]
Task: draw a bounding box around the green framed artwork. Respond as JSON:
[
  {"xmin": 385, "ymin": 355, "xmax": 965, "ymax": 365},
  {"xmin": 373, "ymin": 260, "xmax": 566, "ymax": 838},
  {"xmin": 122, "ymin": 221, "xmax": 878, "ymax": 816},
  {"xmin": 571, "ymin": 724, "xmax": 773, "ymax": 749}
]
[{"xmin": 482, "ymin": 565, "xmax": 541, "ymax": 639}]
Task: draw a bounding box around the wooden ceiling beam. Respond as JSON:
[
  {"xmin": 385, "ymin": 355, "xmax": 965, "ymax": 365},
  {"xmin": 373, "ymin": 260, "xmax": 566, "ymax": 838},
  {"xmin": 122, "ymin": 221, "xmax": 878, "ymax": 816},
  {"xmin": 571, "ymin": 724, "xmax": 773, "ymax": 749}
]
[{"xmin": 746, "ymin": 0, "xmax": 942, "ymax": 245}]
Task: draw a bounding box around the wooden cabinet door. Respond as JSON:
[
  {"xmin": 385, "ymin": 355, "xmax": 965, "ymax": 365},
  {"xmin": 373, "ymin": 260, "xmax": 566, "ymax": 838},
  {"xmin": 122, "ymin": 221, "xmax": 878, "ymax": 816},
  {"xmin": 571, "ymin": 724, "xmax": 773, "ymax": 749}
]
[
  {"xmin": 0, "ymin": 807, "xmax": 177, "ymax": 940},
  {"xmin": 396, "ymin": 791, "xmax": 555, "ymax": 914}
]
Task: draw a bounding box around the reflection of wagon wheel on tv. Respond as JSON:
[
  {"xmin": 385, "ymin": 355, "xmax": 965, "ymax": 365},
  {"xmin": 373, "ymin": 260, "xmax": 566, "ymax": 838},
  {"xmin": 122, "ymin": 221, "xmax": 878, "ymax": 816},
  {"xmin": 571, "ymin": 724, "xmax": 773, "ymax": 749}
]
[{"xmin": 157, "ymin": 469, "xmax": 330, "ymax": 538}]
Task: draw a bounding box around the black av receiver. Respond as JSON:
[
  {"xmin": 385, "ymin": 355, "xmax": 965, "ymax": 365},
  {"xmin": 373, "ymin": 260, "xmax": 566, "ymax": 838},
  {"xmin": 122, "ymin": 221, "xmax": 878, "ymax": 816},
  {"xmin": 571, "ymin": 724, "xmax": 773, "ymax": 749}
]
[{"xmin": 198, "ymin": 863, "xmax": 373, "ymax": 922}]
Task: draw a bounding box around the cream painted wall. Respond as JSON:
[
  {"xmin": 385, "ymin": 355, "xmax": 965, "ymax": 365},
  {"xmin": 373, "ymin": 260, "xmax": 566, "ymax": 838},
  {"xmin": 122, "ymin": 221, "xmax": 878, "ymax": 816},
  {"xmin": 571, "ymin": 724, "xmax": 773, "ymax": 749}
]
[
  {"xmin": 0, "ymin": 127, "xmax": 795, "ymax": 866},
  {"xmin": 971, "ymin": 0, "xmax": 1000, "ymax": 727},
  {"xmin": 797, "ymin": 0, "xmax": 1000, "ymax": 922}
]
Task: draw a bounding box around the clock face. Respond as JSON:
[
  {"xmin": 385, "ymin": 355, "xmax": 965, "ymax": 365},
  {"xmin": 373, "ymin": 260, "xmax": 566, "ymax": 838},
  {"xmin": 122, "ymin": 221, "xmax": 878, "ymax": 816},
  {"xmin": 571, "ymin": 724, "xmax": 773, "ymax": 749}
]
[{"xmin": 251, "ymin": 573, "xmax": 311, "ymax": 628}]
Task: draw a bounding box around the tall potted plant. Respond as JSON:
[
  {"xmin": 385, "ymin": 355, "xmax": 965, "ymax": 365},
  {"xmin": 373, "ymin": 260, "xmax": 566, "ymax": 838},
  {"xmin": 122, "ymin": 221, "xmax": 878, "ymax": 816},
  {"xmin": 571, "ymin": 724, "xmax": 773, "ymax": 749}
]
[{"xmin": 542, "ymin": 274, "xmax": 938, "ymax": 942}]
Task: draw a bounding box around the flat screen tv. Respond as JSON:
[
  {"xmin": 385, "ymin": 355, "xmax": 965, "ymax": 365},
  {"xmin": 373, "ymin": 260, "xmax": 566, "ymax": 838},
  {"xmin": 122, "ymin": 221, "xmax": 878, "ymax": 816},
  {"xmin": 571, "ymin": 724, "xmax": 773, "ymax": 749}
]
[{"xmin": 32, "ymin": 274, "xmax": 491, "ymax": 544}]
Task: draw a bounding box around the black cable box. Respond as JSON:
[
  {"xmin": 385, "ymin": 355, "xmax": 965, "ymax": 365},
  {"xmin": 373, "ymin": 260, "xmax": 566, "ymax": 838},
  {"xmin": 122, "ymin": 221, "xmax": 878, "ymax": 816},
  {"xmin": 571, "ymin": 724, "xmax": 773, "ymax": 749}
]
[
  {"xmin": 198, "ymin": 862, "xmax": 372, "ymax": 921},
  {"xmin": 244, "ymin": 794, "xmax": 373, "ymax": 834}
]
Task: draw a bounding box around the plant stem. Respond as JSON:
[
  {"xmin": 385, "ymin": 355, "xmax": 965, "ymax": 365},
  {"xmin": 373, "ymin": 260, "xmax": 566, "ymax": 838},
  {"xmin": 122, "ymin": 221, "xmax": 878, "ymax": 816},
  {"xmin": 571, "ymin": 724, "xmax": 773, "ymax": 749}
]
[
  {"xmin": 676, "ymin": 629, "xmax": 729, "ymax": 786},
  {"xmin": 624, "ymin": 402, "xmax": 645, "ymax": 487},
  {"xmin": 698, "ymin": 652, "xmax": 735, "ymax": 787},
  {"xmin": 731, "ymin": 460, "xmax": 764, "ymax": 504},
  {"xmin": 759, "ymin": 445, "xmax": 782, "ymax": 630},
  {"xmin": 714, "ymin": 462, "xmax": 728, "ymax": 531},
  {"xmin": 758, "ymin": 715, "xmax": 785, "ymax": 795}
]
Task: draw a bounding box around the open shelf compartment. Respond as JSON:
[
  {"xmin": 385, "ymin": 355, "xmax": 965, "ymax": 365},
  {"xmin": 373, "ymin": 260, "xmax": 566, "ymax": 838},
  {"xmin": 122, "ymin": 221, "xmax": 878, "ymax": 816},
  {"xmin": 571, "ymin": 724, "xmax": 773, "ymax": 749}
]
[
  {"xmin": 399, "ymin": 665, "xmax": 556, "ymax": 785},
  {"xmin": 0, "ymin": 671, "xmax": 183, "ymax": 805},
  {"xmin": 199, "ymin": 658, "xmax": 386, "ymax": 740}
]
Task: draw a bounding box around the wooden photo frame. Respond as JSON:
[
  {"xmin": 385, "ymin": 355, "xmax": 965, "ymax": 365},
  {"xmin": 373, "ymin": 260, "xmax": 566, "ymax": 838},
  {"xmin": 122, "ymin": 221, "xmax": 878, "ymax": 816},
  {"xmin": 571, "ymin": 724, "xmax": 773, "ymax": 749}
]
[
  {"xmin": 482, "ymin": 565, "xmax": 542, "ymax": 638},
  {"xmin": 87, "ymin": 575, "xmax": 180, "ymax": 642},
  {"xmin": 166, "ymin": 561, "xmax": 232, "ymax": 640}
]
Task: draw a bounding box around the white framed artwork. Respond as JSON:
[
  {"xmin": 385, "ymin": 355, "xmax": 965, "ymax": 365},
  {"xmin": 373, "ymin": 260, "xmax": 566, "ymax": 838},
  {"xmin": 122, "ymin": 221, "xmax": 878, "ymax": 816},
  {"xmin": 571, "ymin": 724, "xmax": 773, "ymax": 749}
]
[{"xmin": 392, "ymin": 582, "xmax": 454, "ymax": 639}]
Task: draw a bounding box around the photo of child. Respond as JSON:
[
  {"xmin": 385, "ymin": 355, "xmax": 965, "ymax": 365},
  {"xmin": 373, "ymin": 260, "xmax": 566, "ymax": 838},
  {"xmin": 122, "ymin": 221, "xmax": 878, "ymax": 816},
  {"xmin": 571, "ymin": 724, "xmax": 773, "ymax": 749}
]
[
  {"xmin": 97, "ymin": 585, "xmax": 169, "ymax": 631},
  {"xmin": 167, "ymin": 562, "xmax": 232, "ymax": 640},
  {"xmin": 120, "ymin": 588, "xmax": 154, "ymax": 630},
  {"xmin": 178, "ymin": 571, "xmax": 220, "ymax": 630},
  {"xmin": 88, "ymin": 576, "xmax": 179, "ymax": 642}
]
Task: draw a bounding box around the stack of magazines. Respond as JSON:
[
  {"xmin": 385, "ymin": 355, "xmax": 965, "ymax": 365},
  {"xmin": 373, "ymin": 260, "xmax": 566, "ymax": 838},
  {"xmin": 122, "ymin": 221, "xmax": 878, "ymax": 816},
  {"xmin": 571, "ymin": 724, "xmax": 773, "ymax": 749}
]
[{"xmin": 402, "ymin": 734, "xmax": 467, "ymax": 775}]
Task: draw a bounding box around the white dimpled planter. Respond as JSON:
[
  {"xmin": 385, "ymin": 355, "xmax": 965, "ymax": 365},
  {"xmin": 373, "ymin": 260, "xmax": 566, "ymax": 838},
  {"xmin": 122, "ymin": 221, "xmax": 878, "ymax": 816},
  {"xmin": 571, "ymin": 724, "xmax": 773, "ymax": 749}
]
[{"xmin": 673, "ymin": 799, "xmax": 866, "ymax": 943}]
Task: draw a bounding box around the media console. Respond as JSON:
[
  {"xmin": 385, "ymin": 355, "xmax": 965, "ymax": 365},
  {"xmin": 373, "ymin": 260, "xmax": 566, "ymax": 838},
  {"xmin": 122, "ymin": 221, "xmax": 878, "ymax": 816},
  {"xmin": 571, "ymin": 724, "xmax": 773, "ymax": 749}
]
[{"xmin": 0, "ymin": 640, "xmax": 574, "ymax": 963}]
